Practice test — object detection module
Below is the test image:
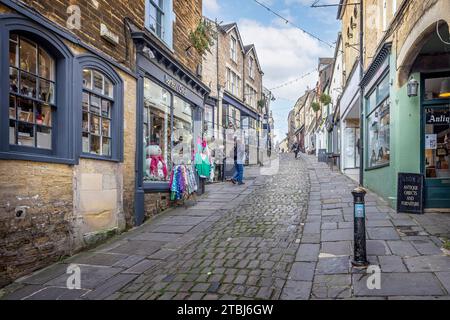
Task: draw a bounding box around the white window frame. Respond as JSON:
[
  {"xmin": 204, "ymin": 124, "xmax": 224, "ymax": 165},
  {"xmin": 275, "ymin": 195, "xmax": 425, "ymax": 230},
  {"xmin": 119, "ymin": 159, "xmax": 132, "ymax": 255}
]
[
  {"xmin": 249, "ymin": 57, "xmax": 254, "ymax": 79},
  {"xmin": 230, "ymin": 35, "xmax": 237, "ymax": 62},
  {"xmin": 145, "ymin": 0, "xmax": 174, "ymax": 49}
]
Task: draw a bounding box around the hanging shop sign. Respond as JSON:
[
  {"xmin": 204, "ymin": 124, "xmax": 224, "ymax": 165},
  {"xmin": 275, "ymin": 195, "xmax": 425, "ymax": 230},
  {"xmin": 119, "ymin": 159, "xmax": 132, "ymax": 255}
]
[
  {"xmin": 426, "ymin": 110, "xmax": 450, "ymax": 125},
  {"xmin": 164, "ymin": 75, "xmax": 187, "ymax": 96},
  {"xmin": 397, "ymin": 173, "xmax": 424, "ymax": 214}
]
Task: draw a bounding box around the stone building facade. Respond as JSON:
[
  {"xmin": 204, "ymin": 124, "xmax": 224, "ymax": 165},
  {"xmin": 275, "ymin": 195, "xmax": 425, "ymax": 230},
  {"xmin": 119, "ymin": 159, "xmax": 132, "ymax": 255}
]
[
  {"xmin": 202, "ymin": 20, "xmax": 264, "ymax": 171},
  {"xmin": 0, "ymin": 0, "xmax": 206, "ymax": 287}
]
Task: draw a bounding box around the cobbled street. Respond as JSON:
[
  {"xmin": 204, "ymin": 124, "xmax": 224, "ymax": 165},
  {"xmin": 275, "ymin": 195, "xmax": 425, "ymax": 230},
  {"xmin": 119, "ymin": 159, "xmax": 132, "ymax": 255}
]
[{"xmin": 2, "ymin": 154, "xmax": 450, "ymax": 300}]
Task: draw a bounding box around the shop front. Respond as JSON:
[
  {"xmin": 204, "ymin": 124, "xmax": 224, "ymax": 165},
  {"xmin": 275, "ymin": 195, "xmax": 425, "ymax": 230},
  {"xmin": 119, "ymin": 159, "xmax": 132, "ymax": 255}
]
[
  {"xmin": 422, "ymin": 74, "xmax": 450, "ymax": 208},
  {"xmin": 132, "ymin": 32, "xmax": 210, "ymax": 225},
  {"xmin": 363, "ymin": 19, "xmax": 450, "ymax": 210},
  {"xmin": 339, "ymin": 63, "xmax": 361, "ymax": 182}
]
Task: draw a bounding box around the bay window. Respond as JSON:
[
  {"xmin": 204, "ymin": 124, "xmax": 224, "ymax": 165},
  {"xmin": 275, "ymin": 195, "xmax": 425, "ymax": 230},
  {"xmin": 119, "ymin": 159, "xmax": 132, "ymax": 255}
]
[
  {"xmin": 9, "ymin": 34, "xmax": 55, "ymax": 150},
  {"xmin": 82, "ymin": 69, "xmax": 114, "ymax": 157}
]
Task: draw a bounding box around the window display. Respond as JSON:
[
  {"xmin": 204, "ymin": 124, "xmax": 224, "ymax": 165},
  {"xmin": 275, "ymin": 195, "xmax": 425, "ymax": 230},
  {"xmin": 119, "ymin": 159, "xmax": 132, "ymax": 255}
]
[
  {"xmin": 143, "ymin": 78, "xmax": 171, "ymax": 182},
  {"xmin": 424, "ymin": 106, "xmax": 450, "ymax": 178},
  {"xmin": 366, "ymin": 73, "xmax": 391, "ymax": 168},
  {"xmin": 204, "ymin": 105, "xmax": 214, "ymax": 138},
  {"xmin": 82, "ymin": 68, "xmax": 114, "ymax": 156},
  {"xmin": 173, "ymin": 96, "xmax": 193, "ymax": 166},
  {"xmin": 9, "ymin": 34, "xmax": 54, "ymax": 150},
  {"xmin": 367, "ymin": 99, "xmax": 390, "ymax": 167}
]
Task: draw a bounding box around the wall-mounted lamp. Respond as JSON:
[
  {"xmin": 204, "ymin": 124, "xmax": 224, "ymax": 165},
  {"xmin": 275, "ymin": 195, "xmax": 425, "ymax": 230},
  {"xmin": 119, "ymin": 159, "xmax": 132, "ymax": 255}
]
[
  {"xmin": 439, "ymin": 78, "xmax": 450, "ymax": 98},
  {"xmin": 407, "ymin": 77, "xmax": 419, "ymax": 97}
]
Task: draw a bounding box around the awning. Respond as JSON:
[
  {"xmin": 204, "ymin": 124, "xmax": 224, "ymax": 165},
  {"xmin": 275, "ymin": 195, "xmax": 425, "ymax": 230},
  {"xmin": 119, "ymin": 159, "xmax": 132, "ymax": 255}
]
[{"xmin": 223, "ymin": 92, "xmax": 259, "ymax": 119}]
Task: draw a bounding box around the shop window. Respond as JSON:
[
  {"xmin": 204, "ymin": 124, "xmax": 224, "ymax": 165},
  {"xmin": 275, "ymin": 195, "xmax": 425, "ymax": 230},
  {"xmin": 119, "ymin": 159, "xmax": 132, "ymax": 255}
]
[
  {"xmin": 82, "ymin": 69, "xmax": 114, "ymax": 157},
  {"xmin": 204, "ymin": 105, "xmax": 214, "ymax": 138},
  {"xmin": 143, "ymin": 78, "xmax": 171, "ymax": 182},
  {"xmin": 424, "ymin": 107, "xmax": 450, "ymax": 179},
  {"xmin": 367, "ymin": 98, "xmax": 390, "ymax": 168},
  {"xmin": 8, "ymin": 34, "xmax": 55, "ymax": 150},
  {"xmin": 173, "ymin": 96, "xmax": 193, "ymax": 165},
  {"xmin": 424, "ymin": 76, "xmax": 450, "ymax": 100}
]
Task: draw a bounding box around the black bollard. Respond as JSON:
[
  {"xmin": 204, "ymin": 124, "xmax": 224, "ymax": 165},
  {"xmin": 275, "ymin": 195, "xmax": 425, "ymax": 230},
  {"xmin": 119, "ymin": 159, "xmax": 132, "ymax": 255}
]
[{"xmin": 351, "ymin": 187, "xmax": 369, "ymax": 268}]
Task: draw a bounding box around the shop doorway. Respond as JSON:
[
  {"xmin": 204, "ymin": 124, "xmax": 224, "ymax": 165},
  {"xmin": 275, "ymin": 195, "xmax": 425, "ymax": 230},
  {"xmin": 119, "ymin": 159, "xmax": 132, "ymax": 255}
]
[{"xmin": 422, "ymin": 74, "xmax": 450, "ymax": 208}]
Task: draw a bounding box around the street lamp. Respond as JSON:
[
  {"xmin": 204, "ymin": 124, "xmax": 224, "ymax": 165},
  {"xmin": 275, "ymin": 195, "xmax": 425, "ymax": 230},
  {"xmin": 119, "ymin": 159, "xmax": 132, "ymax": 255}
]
[{"xmin": 407, "ymin": 76, "xmax": 419, "ymax": 97}]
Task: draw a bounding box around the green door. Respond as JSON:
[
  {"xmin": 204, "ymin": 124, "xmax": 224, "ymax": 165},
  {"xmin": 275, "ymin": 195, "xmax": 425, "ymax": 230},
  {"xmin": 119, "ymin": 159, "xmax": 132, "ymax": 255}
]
[{"xmin": 422, "ymin": 104, "xmax": 450, "ymax": 208}]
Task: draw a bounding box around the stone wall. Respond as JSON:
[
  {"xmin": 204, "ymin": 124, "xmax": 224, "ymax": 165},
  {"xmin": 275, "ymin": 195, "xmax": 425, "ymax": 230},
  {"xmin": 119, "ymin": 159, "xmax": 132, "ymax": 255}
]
[
  {"xmin": 0, "ymin": 160, "xmax": 73, "ymax": 287},
  {"xmin": 173, "ymin": 0, "xmax": 203, "ymax": 75},
  {"xmin": 144, "ymin": 192, "xmax": 171, "ymax": 219},
  {"xmin": 18, "ymin": 0, "xmax": 145, "ymax": 70}
]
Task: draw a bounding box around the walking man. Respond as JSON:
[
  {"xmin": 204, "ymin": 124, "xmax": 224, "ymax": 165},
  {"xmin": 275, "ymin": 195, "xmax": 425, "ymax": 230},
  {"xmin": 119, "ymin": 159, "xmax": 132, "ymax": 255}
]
[{"xmin": 231, "ymin": 136, "xmax": 246, "ymax": 185}]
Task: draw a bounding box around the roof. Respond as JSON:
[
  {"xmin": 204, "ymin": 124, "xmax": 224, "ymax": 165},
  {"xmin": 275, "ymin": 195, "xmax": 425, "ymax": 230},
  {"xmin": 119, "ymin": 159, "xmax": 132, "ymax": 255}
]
[
  {"xmin": 218, "ymin": 22, "xmax": 245, "ymax": 53},
  {"xmin": 243, "ymin": 44, "xmax": 263, "ymax": 74}
]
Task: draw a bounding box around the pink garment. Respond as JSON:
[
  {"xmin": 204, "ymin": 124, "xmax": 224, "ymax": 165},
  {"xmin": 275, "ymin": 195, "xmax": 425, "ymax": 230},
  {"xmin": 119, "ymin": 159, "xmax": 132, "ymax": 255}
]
[{"xmin": 149, "ymin": 155, "xmax": 168, "ymax": 178}]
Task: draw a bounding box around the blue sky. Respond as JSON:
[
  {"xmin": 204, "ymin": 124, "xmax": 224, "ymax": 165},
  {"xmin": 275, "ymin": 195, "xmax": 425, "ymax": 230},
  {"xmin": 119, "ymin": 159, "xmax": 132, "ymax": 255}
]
[{"xmin": 203, "ymin": 0, "xmax": 341, "ymax": 143}]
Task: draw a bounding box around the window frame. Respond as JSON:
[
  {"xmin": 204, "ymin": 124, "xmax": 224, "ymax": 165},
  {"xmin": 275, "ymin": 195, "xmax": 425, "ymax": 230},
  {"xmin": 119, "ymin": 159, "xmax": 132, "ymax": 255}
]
[
  {"xmin": 249, "ymin": 57, "xmax": 254, "ymax": 79},
  {"xmin": 365, "ymin": 71, "xmax": 391, "ymax": 170},
  {"xmin": 230, "ymin": 35, "xmax": 237, "ymax": 62},
  {"xmin": 0, "ymin": 15, "xmax": 76, "ymax": 164},
  {"xmin": 76, "ymin": 55, "xmax": 124, "ymax": 162},
  {"xmin": 145, "ymin": 0, "xmax": 174, "ymax": 49}
]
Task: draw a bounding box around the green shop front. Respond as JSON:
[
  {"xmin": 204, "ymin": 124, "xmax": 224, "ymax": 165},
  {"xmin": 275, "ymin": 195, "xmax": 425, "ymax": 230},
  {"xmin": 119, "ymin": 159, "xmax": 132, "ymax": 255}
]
[{"xmin": 362, "ymin": 24, "xmax": 450, "ymax": 212}]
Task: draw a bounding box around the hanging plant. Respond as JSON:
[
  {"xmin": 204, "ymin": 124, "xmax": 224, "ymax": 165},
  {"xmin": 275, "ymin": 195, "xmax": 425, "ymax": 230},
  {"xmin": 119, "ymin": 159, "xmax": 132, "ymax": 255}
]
[
  {"xmin": 188, "ymin": 19, "xmax": 217, "ymax": 56},
  {"xmin": 311, "ymin": 102, "xmax": 321, "ymax": 112},
  {"xmin": 320, "ymin": 93, "xmax": 332, "ymax": 105},
  {"xmin": 257, "ymin": 99, "xmax": 266, "ymax": 110}
]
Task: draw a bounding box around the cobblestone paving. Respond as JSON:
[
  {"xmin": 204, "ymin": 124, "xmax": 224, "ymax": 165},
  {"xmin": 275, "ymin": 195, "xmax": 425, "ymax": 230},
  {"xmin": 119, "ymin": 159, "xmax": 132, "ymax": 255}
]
[
  {"xmin": 2, "ymin": 153, "xmax": 449, "ymax": 300},
  {"xmin": 115, "ymin": 154, "xmax": 310, "ymax": 300}
]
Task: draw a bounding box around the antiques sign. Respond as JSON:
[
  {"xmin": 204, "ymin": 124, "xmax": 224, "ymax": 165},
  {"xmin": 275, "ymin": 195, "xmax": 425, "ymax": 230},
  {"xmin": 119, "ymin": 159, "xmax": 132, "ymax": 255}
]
[
  {"xmin": 397, "ymin": 173, "xmax": 424, "ymax": 214},
  {"xmin": 426, "ymin": 110, "xmax": 450, "ymax": 125}
]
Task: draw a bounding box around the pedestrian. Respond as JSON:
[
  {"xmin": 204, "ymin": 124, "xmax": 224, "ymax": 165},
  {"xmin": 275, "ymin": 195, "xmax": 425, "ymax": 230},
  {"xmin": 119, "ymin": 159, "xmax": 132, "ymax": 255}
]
[
  {"xmin": 291, "ymin": 141, "xmax": 299, "ymax": 159},
  {"xmin": 231, "ymin": 136, "xmax": 245, "ymax": 185}
]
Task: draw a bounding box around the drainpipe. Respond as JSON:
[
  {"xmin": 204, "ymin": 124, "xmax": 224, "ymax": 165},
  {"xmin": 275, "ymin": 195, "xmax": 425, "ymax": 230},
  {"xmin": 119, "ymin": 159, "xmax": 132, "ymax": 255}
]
[{"xmin": 358, "ymin": 0, "xmax": 364, "ymax": 186}]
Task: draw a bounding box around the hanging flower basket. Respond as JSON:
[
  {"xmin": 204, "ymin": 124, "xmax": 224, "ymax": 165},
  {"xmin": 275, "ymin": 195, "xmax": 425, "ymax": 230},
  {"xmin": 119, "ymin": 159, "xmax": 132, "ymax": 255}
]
[
  {"xmin": 311, "ymin": 102, "xmax": 321, "ymax": 112},
  {"xmin": 320, "ymin": 93, "xmax": 332, "ymax": 105}
]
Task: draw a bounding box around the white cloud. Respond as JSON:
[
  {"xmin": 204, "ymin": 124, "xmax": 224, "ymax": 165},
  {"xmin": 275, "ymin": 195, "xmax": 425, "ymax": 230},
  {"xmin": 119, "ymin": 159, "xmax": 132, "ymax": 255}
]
[
  {"xmin": 203, "ymin": 0, "xmax": 221, "ymax": 18},
  {"xmin": 237, "ymin": 19, "xmax": 334, "ymax": 142}
]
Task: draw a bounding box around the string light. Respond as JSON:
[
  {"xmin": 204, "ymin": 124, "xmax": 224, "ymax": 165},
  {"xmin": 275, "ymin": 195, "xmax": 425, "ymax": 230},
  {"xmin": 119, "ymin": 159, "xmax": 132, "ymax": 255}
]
[{"xmin": 251, "ymin": 0, "xmax": 335, "ymax": 48}]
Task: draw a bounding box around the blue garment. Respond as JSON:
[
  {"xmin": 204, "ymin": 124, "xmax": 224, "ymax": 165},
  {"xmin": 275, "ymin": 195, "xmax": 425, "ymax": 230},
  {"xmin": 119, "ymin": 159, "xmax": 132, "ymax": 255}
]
[{"xmin": 232, "ymin": 162, "xmax": 244, "ymax": 183}]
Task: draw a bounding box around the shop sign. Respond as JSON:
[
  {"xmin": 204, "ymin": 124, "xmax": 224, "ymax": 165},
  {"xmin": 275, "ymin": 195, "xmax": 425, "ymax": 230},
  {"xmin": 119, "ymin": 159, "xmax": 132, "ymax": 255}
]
[
  {"xmin": 397, "ymin": 173, "xmax": 424, "ymax": 214},
  {"xmin": 164, "ymin": 75, "xmax": 187, "ymax": 96},
  {"xmin": 426, "ymin": 110, "xmax": 450, "ymax": 125}
]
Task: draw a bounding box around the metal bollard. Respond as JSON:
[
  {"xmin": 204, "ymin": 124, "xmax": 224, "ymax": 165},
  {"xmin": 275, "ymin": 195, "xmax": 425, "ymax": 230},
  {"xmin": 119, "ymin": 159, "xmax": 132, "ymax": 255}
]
[{"xmin": 351, "ymin": 187, "xmax": 369, "ymax": 267}]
